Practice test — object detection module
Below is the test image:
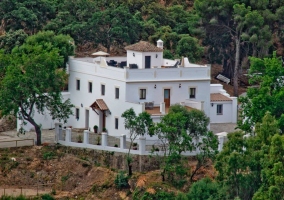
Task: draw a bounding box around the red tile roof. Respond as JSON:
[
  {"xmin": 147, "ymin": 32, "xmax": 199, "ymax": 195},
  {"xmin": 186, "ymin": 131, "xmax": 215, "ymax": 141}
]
[
  {"xmin": 125, "ymin": 41, "xmax": 163, "ymax": 52},
  {"xmin": 90, "ymin": 99, "xmax": 109, "ymax": 110},
  {"xmin": 210, "ymin": 93, "xmax": 232, "ymax": 101}
]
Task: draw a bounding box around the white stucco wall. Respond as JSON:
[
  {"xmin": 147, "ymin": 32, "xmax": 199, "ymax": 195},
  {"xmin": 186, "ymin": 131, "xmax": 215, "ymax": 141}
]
[
  {"xmin": 127, "ymin": 50, "xmax": 163, "ymax": 69},
  {"xmin": 17, "ymin": 92, "xmax": 71, "ymax": 131},
  {"xmin": 210, "ymin": 98, "xmax": 238, "ymax": 123},
  {"xmin": 68, "ymin": 58, "xmax": 143, "ymax": 136},
  {"xmin": 125, "ymin": 80, "xmax": 210, "ymax": 118}
]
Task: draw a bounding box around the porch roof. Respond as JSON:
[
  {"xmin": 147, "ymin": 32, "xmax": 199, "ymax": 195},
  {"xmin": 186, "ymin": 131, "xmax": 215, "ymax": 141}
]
[{"xmin": 90, "ymin": 99, "xmax": 109, "ymax": 111}]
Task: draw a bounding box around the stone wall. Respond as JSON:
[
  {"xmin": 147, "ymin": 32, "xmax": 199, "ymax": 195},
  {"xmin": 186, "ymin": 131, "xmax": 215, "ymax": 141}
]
[{"xmin": 0, "ymin": 115, "xmax": 17, "ymax": 132}]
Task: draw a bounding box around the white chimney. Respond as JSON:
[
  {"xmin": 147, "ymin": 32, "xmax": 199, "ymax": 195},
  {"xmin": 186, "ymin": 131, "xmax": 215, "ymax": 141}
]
[{"xmin": 157, "ymin": 39, "xmax": 163, "ymax": 49}]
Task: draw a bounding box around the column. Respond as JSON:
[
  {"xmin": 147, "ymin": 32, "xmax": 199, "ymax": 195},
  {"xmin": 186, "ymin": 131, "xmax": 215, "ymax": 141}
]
[
  {"xmin": 65, "ymin": 128, "xmax": 71, "ymax": 142},
  {"xmin": 160, "ymin": 102, "xmax": 165, "ymax": 114},
  {"xmin": 102, "ymin": 132, "xmax": 108, "ymax": 147},
  {"xmin": 139, "ymin": 137, "xmax": 146, "ymax": 155},
  {"xmin": 120, "ymin": 134, "xmax": 126, "ymax": 149},
  {"xmin": 83, "ymin": 130, "xmax": 89, "ymax": 144}
]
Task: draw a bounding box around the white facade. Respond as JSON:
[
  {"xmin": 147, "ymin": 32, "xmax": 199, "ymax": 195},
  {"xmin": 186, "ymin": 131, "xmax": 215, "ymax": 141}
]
[
  {"xmin": 18, "ymin": 41, "xmax": 237, "ymax": 136},
  {"xmin": 210, "ymin": 84, "xmax": 238, "ymax": 123}
]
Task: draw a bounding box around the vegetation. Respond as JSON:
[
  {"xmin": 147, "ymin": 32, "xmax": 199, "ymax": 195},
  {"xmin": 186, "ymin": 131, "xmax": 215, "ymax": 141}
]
[
  {"xmin": 0, "ymin": 31, "xmax": 74, "ymax": 145},
  {"xmin": 114, "ymin": 171, "xmax": 129, "ymax": 189},
  {"xmin": 1, "ymin": 1, "xmax": 284, "ymax": 199},
  {"xmin": 122, "ymin": 108, "xmax": 153, "ymax": 176},
  {"xmin": 153, "ymin": 105, "xmax": 218, "ymax": 185}
]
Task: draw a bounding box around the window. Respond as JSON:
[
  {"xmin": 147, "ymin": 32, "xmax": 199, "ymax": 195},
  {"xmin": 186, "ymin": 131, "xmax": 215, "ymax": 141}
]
[
  {"xmin": 115, "ymin": 88, "xmax": 119, "ymax": 99},
  {"xmin": 189, "ymin": 88, "xmax": 196, "ymax": 98},
  {"xmin": 217, "ymin": 104, "xmax": 223, "ymax": 115},
  {"xmin": 101, "ymin": 84, "xmax": 105, "ymax": 95},
  {"xmin": 140, "ymin": 89, "xmax": 146, "ymax": 99},
  {"xmin": 88, "ymin": 82, "xmax": 92, "ymax": 93},
  {"xmin": 75, "ymin": 108, "xmax": 79, "ymax": 119},
  {"xmin": 76, "ymin": 79, "xmax": 80, "ymax": 90},
  {"xmin": 115, "ymin": 118, "xmax": 119, "ymax": 129}
]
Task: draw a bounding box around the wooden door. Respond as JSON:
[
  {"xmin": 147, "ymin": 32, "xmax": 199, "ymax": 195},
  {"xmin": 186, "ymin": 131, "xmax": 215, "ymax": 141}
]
[
  {"xmin": 164, "ymin": 89, "xmax": 170, "ymax": 107},
  {"xmin": 145, "ymin": 56, "xmax": 151, "ymax": 68}
]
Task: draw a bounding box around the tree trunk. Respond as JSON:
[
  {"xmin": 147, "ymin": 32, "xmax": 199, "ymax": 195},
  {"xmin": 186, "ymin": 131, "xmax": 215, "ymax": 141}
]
[
  {"xmin": 35, "ymin": 125, "xmax": 42, "ymax": 145},
  {"xmin": 234, "ymin": 37, "xmax": 240, "ymax": 97},
  {"xmin": 128, "ymin": 164, "xmax": 132, "ymax": 176}
]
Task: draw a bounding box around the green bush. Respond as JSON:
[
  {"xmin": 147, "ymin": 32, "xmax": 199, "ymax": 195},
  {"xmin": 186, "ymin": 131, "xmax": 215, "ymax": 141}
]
[
  {"xmin": 114, "ymin": 171, "xmax": 129, "ymax": 189},
  {"xmin": 187, "ymin": 177, "xmax": 227, "ymax": 200},
  {"xmin": 0, "ymin": 195, "xmax": 27, "ymax": 200},
  {"xmin": 42, "ymin": 151, "xmax": 55, "ymax": 160},
  {"xmin": 41, "ymin": 194, "xmax": 55, "ymax": 200},
  {"xmin": 133, "ymin": 190, "xmax": 176, "ymax": 200}
]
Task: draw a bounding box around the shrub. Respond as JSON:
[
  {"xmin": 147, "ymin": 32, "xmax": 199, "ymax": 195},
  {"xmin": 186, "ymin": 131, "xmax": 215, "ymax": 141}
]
[
  {"xmin": 187, "ymin": 177, "xmax": 227, "ymax": 200},
  {"xmin": 114, "ymin": 171, "xmax": 129, "ymax": 189},
  {"xmin": 41, "ymin": 194, "xmax": 55, "ymax": 200},
  {"xmin": 42, "ymin": 151, "xmax": 55, "ymax": 160}
]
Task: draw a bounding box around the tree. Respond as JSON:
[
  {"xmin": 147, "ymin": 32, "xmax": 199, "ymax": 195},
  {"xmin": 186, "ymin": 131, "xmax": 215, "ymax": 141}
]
[
  {"xmin": 176, "ymin": 35, "xmax": 204, "ymax": 63},
  {"xmin": 195, "ymin": 1, "xmax": 272, "ymax": 96},
  {"xmin": 121, "ymin": 108, "xmax": 153, "ymax": 176},
  {"xmin": 43, "ymin": 0, "xmax": 97, "ymax": 45},
  {"xmin": 238, "ymin": 53, "xmax": 284, "ymax": 132},
  {"xmin": 89, "ymin": 6, "xmax": 143, "ymax": 53},
  {"xmin": 215, "ymin": 112, "xmax": 279, "ymax": 199},
  {"xmin": 0, "ymin": 29, "xmax": 28, "ymax": 53},
  {"xmin": 0, "ymin": 33, "xmax": 74, "ymax": 145},
  {"xmin": 0, "ymin": 0, "xmax": 56, "ymax": 34},
  {"xmin": 154, "ymin": 105, "xmax": 218, "ymax": 185},
  {"xmin": 23, "ymin": 31, "xmax": 75, "ymax": 68},
  {"xmin": 187, "ymin": 177, "xmax": 228, "ymax": 200}
]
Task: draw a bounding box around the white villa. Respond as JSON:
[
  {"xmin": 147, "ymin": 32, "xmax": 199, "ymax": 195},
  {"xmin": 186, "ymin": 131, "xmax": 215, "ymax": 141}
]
[{"xmin": 17, "ymin": 40, "xmax": 237, "ymax": 135}]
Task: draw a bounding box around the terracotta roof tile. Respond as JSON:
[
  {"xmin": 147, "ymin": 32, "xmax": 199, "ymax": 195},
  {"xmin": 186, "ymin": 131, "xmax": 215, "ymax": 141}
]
[
  {"xmin": 210, "ymin": 93, "xmax": 232, "ymax": 101},
  {"xmin": 90, "ymin": 99, "xmax": 109, "ymax": 110},
  {"xmin": 125, "ymin": 41, "xmax": 163, "ymax": 52}
]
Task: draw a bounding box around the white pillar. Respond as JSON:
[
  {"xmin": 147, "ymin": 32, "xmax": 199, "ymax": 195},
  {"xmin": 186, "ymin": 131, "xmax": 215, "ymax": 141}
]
[
  {"xmin": 65, "ymin": 128, "xmax": 71, "ymax": 142},
  {"xmin": 141, "ymin": 102, "xmax": 145, "ymax": 112},
  {"xmin": 120, "ymin": 134, "xmax": 126, "ymax": 149},
  {"xmin": 102, "ymin": 132, "xmax": 108, "ymax": 147},
  {"xmin": 218, "ymin": 136, "xmax": 225, "ymax": 151},
  {"xmin": 160, "ymin": 102, "xmax": 165, "ymax": 114},
  {"xmin": 55, "ymin": 123, "xmax": 62, "ymax": 143},
  {"xmin": 83, "ymin": 130, "xmax": 89, "ymax": 144},
  {"xmin": 231, "ymin": 97, "xmax": 238, "ymax": 123},
  {"xmin": 139, "ymin": 137, "xmax": 146, "ymax": 155}
]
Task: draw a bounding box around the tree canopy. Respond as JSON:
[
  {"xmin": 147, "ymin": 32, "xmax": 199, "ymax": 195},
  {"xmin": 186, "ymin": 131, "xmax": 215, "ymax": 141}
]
[{"xmin": 0, "ymin": 31, "xmax": 74, "ymax": 145}]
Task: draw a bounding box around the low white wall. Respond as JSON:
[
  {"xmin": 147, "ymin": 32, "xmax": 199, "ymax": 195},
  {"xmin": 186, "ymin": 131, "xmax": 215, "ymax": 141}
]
[{"xmin": 55, "ymin": 124, "xmax": 227, "ymax": 156}]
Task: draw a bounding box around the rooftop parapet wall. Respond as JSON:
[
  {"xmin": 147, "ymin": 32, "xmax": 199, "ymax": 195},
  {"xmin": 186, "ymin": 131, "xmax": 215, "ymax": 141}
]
[
  {"xmin": 125, "ymin": 66, "xmax": 211, "ymax": 82},
  {"xmin": 69, "ymin": 57, "xmax": 211, "ymax": 82}
]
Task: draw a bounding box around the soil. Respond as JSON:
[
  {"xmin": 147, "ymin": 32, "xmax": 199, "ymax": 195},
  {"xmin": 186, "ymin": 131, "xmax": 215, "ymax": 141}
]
[
  {"xmin": 210, "ymin": 64, "xmax": 247, "ymax": 96},
  {"xmin": 0, "ymin": 145, "xmax": 216, "ymax": 199}
]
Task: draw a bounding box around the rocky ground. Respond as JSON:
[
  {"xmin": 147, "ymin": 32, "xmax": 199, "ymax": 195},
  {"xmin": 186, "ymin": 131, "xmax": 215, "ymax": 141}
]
[{"xmin": 0, "ymin": 145, "xmax": 215, "ymax": 199}]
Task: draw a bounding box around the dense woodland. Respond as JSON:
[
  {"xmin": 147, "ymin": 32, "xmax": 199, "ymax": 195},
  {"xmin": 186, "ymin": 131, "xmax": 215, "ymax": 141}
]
[
  {"xmin": 0, "ymin": 0, "xmax": 284, "ymax": 96},
  {"xmin": 1, "ymin": 1, "xmax": 284, "ymax": 199}
]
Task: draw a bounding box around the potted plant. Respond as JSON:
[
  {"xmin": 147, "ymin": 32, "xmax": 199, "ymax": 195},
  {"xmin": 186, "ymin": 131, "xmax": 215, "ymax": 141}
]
[
  {"xmin": 77, "ymin": 134, "xmax": 83, "ymax": 143},
  {"xmin": 132, "ymin": 142, "xmax": 138, "ymax": 150},
  {"xmin": 93, "ymin": 125, "xmax": 98, "ymax": 133},
  {"xmin": 114, "ymin": 144, "xmax": 118, "ymax": 148},
  {"xmin": 102, "ymin": 127, "xmax": 107, "ymax": 133}
]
